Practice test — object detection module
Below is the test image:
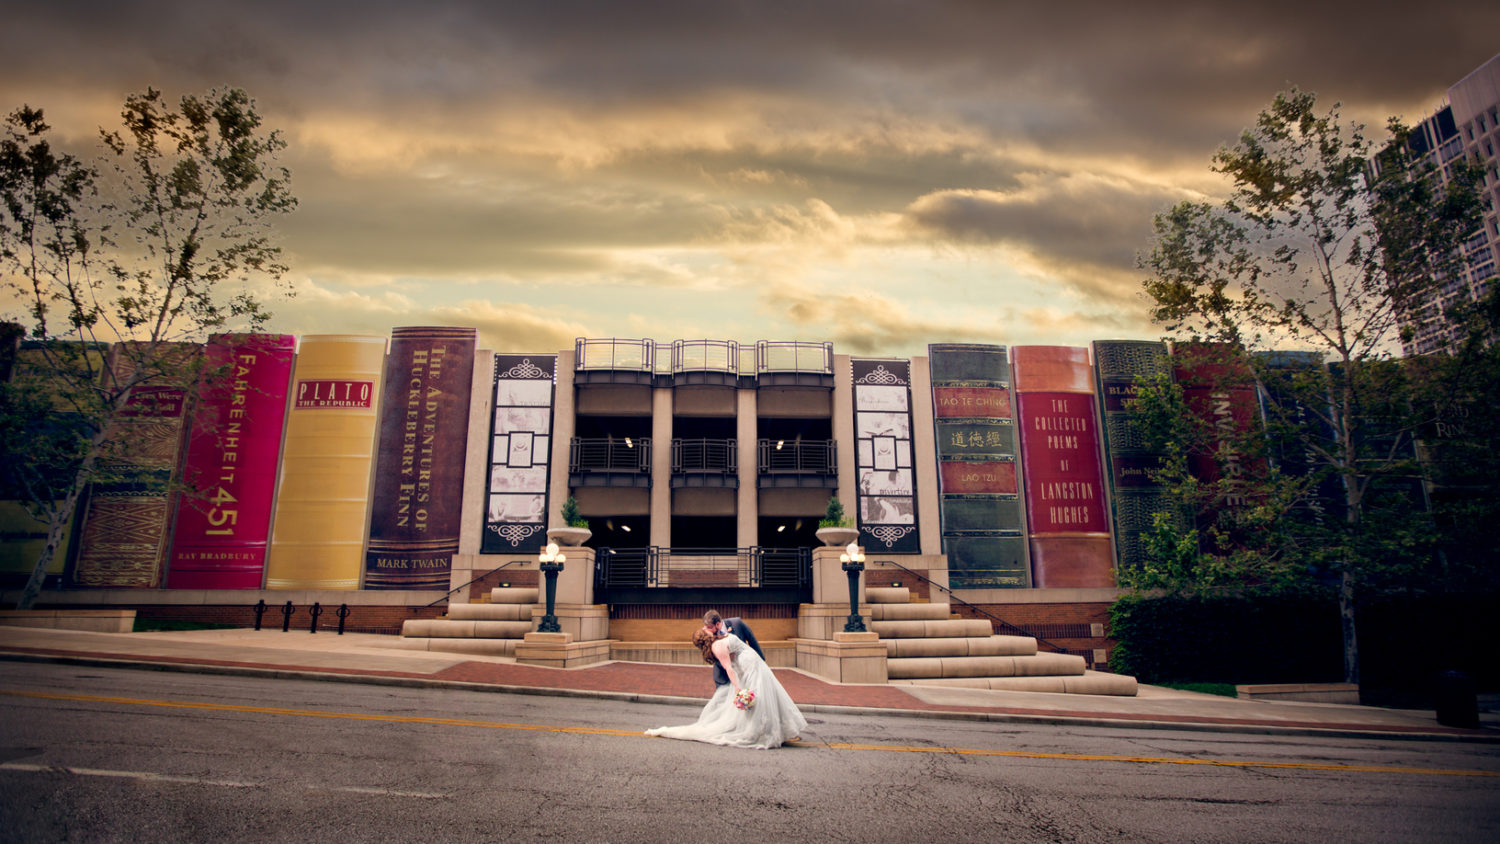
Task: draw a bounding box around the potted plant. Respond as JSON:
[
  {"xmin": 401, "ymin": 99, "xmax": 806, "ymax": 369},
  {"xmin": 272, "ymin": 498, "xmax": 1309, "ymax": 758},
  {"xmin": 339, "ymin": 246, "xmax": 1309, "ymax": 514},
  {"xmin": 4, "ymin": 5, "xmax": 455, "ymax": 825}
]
[
  {"xmin": 547, "ymin": 496, "xmax": 592, "ymax": 546},
  {"xmin": 814, "ymin": 496, "xmax": 858, "ymax": 547}
]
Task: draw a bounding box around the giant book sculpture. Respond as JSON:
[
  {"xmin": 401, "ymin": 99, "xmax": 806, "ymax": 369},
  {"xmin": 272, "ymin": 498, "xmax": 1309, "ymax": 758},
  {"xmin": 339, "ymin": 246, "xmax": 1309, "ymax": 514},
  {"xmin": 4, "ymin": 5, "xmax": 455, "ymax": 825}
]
[
  {"xmin": 1012, "ymin": 345, "xmax": 1114, "ymax": 588},
  {"xmin": 265, "ymin": 335, "xmax": 386, "ymax": 590},
  {"xmin": 365, "ymin": 326, "xmax": 478, "ymax": 589},
  {"xmin": 927, "ymin": 343, "xmax": 1028, "ymax": 588},
  {"xmin": 166, "ymin": 334, "xmax": 295, "ymax": 589}
]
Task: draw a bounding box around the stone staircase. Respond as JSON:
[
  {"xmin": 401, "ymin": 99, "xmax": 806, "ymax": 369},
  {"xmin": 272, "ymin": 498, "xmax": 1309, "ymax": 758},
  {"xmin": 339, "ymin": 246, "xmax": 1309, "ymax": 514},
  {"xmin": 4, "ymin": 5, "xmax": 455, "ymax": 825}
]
[
  {"xmin": 389, "ymin": 587, "xmax": 539, "ymax": 657},
  {"xmin": 867, "ymin": 587, "xmax": 1137, "ymax": 696}
]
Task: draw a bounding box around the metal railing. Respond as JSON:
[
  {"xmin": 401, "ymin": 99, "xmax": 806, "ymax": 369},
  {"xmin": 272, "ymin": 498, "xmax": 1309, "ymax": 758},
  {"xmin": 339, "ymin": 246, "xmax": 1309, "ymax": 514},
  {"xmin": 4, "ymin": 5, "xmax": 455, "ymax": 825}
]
[
  {"xmin": 574, "ymin": 338, "xmax": 655, "ymax": 372},
  {"xmin": 756, "ymin": 340, "xmax": 833, "ymax": 374},
  {"xmin": 595, "ymin": 546, "xmax": 810, "ymax": 590},
  {"xmin": 571, "ymin": 437, "xmax": 652, "ymax": 472},
  {"xmin": 757, "ymin": 438, "xmax": 836, "ymax": 474},
  {"xmin": 670, "ymin": 339, "xmax": 739, "ymax": 374},
  {"xmin": 672, "ymin": 438, "xmax": 737, "ymax": 473},
  {"xmin": 872, "ymin": 558, "xmax": 1069, "ymax": 654}
]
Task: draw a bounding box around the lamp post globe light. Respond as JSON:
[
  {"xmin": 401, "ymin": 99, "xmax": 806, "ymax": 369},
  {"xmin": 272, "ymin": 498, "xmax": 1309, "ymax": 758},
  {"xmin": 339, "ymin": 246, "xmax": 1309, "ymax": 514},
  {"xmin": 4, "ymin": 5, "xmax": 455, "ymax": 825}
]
[
  {"xmin": 538, "ymin": 541, "xmax": 565, "ymax": 634},
  {"xmin": 840, "ymin": 540, "xmax": 866, "ymax": 633}
]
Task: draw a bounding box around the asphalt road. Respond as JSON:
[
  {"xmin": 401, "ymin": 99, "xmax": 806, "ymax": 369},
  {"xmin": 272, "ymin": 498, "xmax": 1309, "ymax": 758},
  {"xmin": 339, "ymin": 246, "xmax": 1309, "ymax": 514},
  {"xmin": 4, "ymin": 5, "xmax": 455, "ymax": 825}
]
[{"xmin": 1, "ymin": 662, "xmax": 1497, "ymax": 843}]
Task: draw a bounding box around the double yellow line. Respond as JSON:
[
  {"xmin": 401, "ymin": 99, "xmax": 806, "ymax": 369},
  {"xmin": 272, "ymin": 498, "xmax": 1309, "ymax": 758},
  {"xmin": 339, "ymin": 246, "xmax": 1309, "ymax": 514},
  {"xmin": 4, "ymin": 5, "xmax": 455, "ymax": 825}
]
[{"xmin": 5, "ymin": 689, "xmax": 1495, "ymax": 779}]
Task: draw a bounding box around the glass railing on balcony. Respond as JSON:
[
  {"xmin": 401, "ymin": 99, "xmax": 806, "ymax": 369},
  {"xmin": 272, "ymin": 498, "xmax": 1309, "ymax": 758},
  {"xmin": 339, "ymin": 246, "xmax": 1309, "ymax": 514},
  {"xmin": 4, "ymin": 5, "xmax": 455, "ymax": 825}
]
[
  {"xmin": 757, "ymin": 439, "xmax": 836, "ymax": 474},
  {"xmin": 575, "ymin": 338, "xmax": 656, "ymax": 372},
  {"xmin": 756, "ymin": 340, "xmax": 833, "ymax": 374},
  {"xmin": 570, "ymin": 437, "xmax": 652, "ymax": 473},
  {"xmin": 671, "ymin": 438, "xmax": 737, "ymax": 473},
  {"xmin": 670, "ymin": 339, "xmax": 739, "ymax": 374}
]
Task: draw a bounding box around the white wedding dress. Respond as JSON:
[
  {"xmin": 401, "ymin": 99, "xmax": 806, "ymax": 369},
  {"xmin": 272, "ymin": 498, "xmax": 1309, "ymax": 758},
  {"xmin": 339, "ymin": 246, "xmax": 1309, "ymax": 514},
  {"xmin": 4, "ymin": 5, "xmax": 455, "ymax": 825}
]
[{"xmin": 645, "ymin": 634, "xmax": 807, "ymax": 749}]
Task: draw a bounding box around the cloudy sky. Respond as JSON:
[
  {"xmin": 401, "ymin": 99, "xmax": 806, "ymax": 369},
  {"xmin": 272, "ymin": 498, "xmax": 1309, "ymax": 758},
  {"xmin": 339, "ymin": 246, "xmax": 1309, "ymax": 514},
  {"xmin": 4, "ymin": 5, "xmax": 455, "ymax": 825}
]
[{"xmin": 3, "ymin": 1, "xmax": 1496, "ymax": 356}]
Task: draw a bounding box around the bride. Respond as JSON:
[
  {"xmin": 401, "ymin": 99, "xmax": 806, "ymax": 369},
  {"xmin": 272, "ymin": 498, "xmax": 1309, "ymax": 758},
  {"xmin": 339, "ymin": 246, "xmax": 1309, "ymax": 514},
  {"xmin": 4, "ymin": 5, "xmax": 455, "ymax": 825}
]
[{"xmin": 645, "ymin": 625, "xmax": 807, "ymax": 749}]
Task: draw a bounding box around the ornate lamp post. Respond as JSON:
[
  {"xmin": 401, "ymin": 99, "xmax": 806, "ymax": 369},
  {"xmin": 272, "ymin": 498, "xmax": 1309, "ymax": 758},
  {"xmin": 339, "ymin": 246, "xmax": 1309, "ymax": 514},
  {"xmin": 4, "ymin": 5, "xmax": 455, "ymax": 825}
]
[
  {"xmin": 538, "ymin": 541, "xmax": 566, "ymax": 633},
  {"xmin": 840, "ymin": 540, "xmax": 866, "ymax": 633}
]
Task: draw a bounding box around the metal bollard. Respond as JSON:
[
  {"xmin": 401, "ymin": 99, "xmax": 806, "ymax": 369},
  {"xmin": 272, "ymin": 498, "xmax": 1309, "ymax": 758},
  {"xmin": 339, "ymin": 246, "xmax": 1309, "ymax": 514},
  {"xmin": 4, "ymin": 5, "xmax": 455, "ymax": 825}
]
[
  {"xmin": 336, "ymin": 604, "xmax": 351, "ymax": 635},
  {"xmin": 309, "ymin": 602, "xmax": 323, "ymax": 633},
  {"xmin": 281, "ymin": 601, "xmax": 294, "ymax": 632},
  {"xmin": 253, "ymin": 599, "xmax": 267, "ymax": 631}
]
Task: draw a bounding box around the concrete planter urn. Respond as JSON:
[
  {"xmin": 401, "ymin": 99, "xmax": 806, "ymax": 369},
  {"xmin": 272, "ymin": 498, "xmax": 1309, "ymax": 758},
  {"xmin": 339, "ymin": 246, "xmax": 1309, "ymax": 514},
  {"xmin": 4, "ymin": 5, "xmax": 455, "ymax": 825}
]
[
  {"xmin": 815, "ymin": 527, "xmax": 859, "ymax": 547},
  {"xmin": 546, "ymin": 526, "xmax": 592, "ymax": 547}
]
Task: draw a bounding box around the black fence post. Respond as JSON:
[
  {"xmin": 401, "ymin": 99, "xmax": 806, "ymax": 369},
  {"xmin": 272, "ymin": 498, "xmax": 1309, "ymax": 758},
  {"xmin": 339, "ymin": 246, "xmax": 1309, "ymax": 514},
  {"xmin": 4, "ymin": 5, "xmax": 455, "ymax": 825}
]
[
  {"xmin": 280, "ymin": 601, "xmax": 294, "ymax": 632},
  {"xmin": 336, "ymin": 604, "xmax": 350, "ymax": 635},
  {"xmin": 309, "ymin": 602, "xmax": 323, "ymax": 633},
  {"xmin": 252, "ymin": 600, "xmax": 267, "ymax": 631}
]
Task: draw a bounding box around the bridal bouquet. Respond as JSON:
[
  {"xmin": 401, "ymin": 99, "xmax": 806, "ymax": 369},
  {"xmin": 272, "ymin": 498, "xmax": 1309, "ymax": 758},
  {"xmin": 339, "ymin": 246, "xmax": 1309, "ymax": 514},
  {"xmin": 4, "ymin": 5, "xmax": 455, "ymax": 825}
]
[{"xmin": 733, "ymin": 689, "xmax": 756, "ymax": 711}]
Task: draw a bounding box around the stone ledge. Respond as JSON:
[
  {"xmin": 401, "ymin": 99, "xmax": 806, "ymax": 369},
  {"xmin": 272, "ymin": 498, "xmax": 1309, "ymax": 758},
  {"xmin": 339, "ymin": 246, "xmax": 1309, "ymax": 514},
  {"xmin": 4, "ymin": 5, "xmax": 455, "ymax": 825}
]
[
  {"xmin": 514, "ymin": 637, "xmax": 614, "ymax": 669},
  {"xmin": 1236, "ymin": 683, "xmax": 1359, "ymax": 704},
  {"xmin": 0, "ymin": 609, "xmax": 136, "ymax": 633},
  {"xmin": 793, "ymin": 636, "xmax": 888, "ymax": 684}
]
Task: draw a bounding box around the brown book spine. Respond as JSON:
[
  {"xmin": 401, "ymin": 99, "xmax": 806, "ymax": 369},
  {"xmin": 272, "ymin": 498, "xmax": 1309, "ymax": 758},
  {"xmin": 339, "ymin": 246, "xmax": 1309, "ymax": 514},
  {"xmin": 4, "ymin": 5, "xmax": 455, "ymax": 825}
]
[{"xmin": 364, "ymin": 327, "xmax": 478, "ymax": 589}]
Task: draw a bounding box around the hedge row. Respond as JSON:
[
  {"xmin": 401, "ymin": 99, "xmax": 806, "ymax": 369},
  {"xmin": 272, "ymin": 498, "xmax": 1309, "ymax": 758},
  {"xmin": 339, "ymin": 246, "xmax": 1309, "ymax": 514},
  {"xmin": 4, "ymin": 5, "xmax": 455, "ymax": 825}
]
[{"xmin": 1108, "ymin": 591, "xmax": 1496, "ymax": 696}]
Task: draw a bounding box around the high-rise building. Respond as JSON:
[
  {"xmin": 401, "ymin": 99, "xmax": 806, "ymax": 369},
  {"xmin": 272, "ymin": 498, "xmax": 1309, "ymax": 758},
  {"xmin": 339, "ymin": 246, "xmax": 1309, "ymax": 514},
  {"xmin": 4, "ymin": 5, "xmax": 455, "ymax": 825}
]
[{"xmin": 1395, "ymin": 53, "xmax": 1500, "ymax": 356}]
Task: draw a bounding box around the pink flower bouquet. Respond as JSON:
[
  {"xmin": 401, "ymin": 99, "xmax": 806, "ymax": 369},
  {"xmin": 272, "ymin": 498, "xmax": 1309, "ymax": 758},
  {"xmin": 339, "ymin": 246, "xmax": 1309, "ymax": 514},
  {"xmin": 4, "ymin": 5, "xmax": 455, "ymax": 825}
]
[{"xmin": 733, "ymin": 689, "xmax": 756, "ymax": 711}]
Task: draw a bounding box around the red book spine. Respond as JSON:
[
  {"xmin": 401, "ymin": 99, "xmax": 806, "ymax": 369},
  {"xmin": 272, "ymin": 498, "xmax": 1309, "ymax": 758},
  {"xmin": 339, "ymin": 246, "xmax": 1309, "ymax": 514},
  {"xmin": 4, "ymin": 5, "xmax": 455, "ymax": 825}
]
[
  {"xmin": 364, "ymin": 327, "xmax": 478, "ymax": 589},
  {"xmin": 1171, "ymin": 342, "xmax": 1264, "ymax": 510},
  {"xmin": 1013, "ymin": 346, "xmax": 1114, "ymax": 588},
  {"xmin": 166, "ymin": 334, "xmax": 295, "ymax": 589}
]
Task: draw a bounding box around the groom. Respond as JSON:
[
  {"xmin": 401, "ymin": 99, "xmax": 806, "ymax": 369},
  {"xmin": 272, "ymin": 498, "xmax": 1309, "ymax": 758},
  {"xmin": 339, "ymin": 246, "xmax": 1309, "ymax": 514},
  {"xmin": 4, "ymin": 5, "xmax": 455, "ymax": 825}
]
[{"xmin": 702, "ymin": 609, "xmax": 765, "ymax": 688}]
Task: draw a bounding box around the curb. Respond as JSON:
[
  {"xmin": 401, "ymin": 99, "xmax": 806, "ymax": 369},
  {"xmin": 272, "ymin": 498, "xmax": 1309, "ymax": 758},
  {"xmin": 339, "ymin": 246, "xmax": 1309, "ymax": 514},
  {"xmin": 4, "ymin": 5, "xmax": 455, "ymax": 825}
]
[{"xmin": 3, "ymin": 650, "xmax": 1495, "ymax": 744}]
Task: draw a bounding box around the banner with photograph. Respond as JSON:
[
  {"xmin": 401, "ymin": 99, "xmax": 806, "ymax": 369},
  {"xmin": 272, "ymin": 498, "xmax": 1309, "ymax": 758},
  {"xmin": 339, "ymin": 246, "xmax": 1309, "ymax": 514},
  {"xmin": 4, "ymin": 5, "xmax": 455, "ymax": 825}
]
[
  {"xmin": 852, "ymin": 359, "xmax": 919, "ymax": 552},
  {"xmin": 480, "ymin": 355, "xmax": 557, "ymax": 553}
]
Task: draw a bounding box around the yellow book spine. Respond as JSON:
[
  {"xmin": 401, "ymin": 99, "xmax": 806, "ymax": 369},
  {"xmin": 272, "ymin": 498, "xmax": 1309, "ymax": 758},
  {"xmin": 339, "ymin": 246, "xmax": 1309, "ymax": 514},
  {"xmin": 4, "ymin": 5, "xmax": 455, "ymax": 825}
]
[{"xmin": 265, "ymin": 335, "xmax": 386, "ymax": 590}]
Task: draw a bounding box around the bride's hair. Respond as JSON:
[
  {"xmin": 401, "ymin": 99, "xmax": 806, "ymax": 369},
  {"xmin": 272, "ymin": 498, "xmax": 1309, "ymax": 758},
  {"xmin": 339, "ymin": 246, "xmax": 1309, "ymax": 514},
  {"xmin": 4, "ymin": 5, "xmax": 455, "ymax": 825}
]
[{"xmin": 692, "ymin": 628, "xmax": 716, "ymax": 664}]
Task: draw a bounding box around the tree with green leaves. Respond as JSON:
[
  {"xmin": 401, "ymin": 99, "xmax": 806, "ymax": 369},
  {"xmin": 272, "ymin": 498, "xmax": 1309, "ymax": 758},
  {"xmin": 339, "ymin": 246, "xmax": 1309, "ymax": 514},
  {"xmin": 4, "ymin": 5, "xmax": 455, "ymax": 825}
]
[
  {"xmin": 1137, "ymin": 89, "xmax": 1487, "ymax": 685},
  {"xmin": 0, "ymin": 88, "xmax": 295, "ymax": 610}
]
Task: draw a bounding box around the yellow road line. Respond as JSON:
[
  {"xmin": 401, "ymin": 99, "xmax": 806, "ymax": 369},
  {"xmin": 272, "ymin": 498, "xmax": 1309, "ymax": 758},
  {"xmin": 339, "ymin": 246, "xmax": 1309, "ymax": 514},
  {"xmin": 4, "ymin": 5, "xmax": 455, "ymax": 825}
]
[{"xmin": 4, "ymin": 689, "xmax": 1495, "ymax": 779}]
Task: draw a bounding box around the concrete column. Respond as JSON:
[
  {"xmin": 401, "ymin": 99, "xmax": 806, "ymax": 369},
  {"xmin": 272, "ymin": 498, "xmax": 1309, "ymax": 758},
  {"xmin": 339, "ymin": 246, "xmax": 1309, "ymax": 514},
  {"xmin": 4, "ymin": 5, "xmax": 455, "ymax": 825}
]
[
  {"xmin": 650, "ymin": 386, "xmax": 673, "ymax": 548},
  {"xmin": 832, "ymin": 354, "xmax": 856, "ymax": 507},
  {"xmin": 456, "ymin": 349, "xmax": 495, "ymax": 558},
  {"xmin": 908, "ymin": 355, "xmax": 942, "ymax": 555},
  {"xmin": 548, "ymin": 349, "xmax": 577, "ymax": 530},
  {"xmin": 736, "ymin": 388, "xmax": 758, "ymax": 548}
]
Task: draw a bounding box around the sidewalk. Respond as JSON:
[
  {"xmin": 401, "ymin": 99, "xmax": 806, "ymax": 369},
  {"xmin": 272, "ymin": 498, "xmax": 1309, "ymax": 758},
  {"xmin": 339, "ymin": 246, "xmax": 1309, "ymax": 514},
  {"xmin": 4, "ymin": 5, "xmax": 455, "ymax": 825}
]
[{"xmin": 1, "ymin": 625, "xmax": 1495, "ymax": 742}]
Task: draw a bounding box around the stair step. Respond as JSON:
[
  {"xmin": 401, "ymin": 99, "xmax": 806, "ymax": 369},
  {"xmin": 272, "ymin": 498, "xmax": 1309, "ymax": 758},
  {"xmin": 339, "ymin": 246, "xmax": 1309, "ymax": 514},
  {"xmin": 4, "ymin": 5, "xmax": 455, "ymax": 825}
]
[
  {"xmin": 385, "ymin": 637, "xmax": 523, "ymax": 657},
  {"xmin": 871, "ymin": 618, "xmax": 993, "ymax": 639},
  {"xmin": 401, "ymin": 619, "xmax": 532, "ymax": 639},
  {"xmin": 887, "ymin": 651, "xmax": 1086, "ymax": 680},
  {"xmin": 447, "ymin": 603, "xmax": 535, "ymax": 621},
  {"xmin": 890, "ymin": 670, "xmax": 1138, "ymax": 696},
  {"xmin": 870, "ymin": 603, "xmax": 952, "ymax": 621},
  {"xmin": 883, "ymin": 635, "xmax": 1037, "ymax": 658},
  {"xmin": 490, "ymin": 587, "xmax": 539, "ymax": 604},
  {"xmin": 865, "ymin": 587, "xmax": 910, "ymax": 604}
]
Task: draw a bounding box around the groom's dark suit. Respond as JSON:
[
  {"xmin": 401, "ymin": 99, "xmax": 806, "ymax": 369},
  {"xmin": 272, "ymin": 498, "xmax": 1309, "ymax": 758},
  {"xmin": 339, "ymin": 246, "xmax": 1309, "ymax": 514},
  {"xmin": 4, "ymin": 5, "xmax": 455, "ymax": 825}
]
[{"xmin": 712, "ymin": 617, "xmax": 766, "ymax": 687}]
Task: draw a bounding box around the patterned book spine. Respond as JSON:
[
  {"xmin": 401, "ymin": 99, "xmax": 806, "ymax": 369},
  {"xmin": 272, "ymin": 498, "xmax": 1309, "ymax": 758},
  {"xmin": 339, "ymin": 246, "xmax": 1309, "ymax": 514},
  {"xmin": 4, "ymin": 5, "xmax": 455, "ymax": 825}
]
[
  {"xmin": 1256, "ymin": 351, "xmax": 1346, "ymax": 529},
  {"xmin": 927, "ymin": 343, "xmax": 1028, "ymax": 588},
  {"xmin": 481, "ymin": 355, "xmax": 557, "ymax": 554},
  {"xmin": 1012, "ymin": 345, "xmax": 1114, "ymax": 588},
  {"xmin": 166, "ymin": 334, "xmax": 295, "ymax": 589},
  {"xmin": 851, "ymin": 359, "xmax": 920, "ymax": 553},
  {"xmin": 264, "ymin": 335, "xmax": 386, "ymax": 590},
  {"xmin": 1092, "ymin": 340, "xmax": 1174, "ymax": 572},
  {"xmin": 73, "ymin": 342, "xmax": 200, "ymax": 588},
  {"xmin": 364, "ymin": 327, "xmax": 478, "ymax": 589}
]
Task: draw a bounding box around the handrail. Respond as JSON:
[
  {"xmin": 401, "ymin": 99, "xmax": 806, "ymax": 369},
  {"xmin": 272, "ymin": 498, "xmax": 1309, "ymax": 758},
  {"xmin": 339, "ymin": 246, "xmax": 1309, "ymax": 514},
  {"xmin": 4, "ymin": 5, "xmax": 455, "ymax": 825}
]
[
  {"xmin": 418, "ymin": 560, "xmax": 525, "ymax": 610},
  {"xmin": 872, "ymin": 558, "xmax": 1070, "ymax": 653}
]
